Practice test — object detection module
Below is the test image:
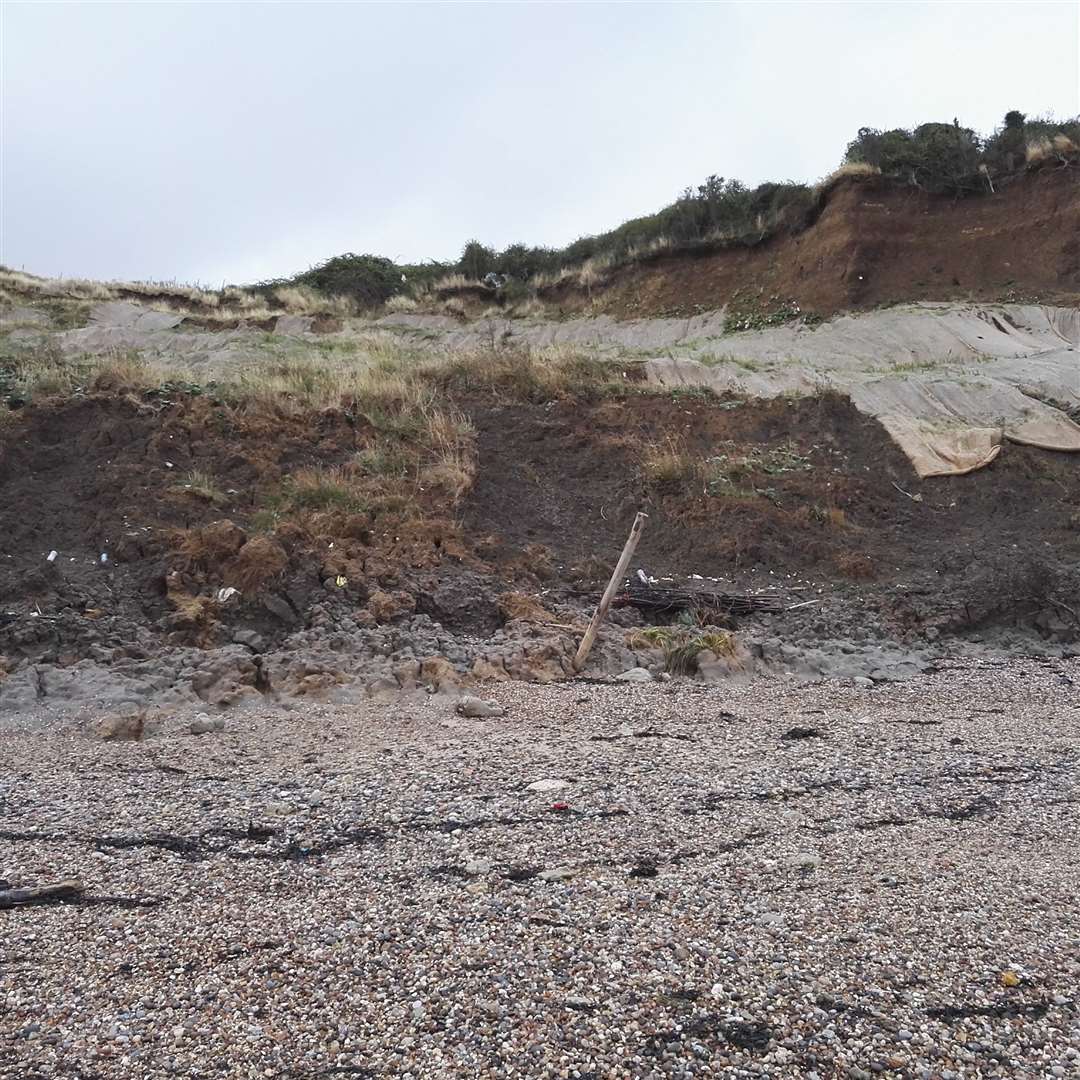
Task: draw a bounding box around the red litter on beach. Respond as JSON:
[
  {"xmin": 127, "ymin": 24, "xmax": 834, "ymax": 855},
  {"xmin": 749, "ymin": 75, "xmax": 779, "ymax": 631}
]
[{"xmin": 550, "ymin": 802, "xmax": 570, "ymax": 812}]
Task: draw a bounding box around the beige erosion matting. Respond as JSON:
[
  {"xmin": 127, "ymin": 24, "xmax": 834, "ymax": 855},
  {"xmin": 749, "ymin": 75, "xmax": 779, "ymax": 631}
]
[
  {"xmin": 634, "ymin": 304, "xmax": 1080, "ymax": 477},
  {"xmin": 378, "ymin": 303, "xmax": 1080, "ymax": 476}
]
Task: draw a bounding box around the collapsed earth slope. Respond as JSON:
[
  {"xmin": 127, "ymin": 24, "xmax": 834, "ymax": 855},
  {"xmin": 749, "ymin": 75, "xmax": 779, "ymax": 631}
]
[{"xmin": 0, "ymin": 169, "xmax": 1077, "ymax": 713}]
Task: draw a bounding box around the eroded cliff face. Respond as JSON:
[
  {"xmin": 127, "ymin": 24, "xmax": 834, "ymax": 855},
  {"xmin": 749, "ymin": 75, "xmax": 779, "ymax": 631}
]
[{"xmin": 577, "ymin": 168, "xmax": 1080, "ymax": 318}]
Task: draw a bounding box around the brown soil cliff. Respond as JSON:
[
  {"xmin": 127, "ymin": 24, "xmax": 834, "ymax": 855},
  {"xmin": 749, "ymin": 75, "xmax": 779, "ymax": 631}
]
[{"xmin": 558, "ymin": 169, "xmax": 1080, "ymax": 318}]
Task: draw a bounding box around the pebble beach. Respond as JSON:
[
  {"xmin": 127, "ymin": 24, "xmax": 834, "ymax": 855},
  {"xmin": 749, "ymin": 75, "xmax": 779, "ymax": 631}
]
[{"xmin": 2, "ymin": 657, "xmax": 1079, "ymax": 1079}]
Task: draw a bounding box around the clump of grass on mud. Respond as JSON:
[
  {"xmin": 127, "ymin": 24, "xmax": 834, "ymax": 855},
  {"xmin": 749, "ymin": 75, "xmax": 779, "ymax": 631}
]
[
  {"xmin": 248, "ymin": 382, "xmax": 477, "ymax": 528},
  {"xmin": 628, "ymin": 626, "xmax": 737, "ymax": 675},
  {"xmin": 177, "ymin": 469, "xmax": 228, "ymax": 505},
  {"xmin": 639, "ymin": 436, "xmax": 813, "ymax": 503},
  {"xmin": 426, "ymin": 346, "xmax": 624, "ymax": 402},
  {"xmin": 640, "ymin": 437, "xmax": 703, "ymax": 487},
  {"xmin": 0, "ymin": 343, "xmax": 159, "ymax": 404},
  {"xmin": 1, "ymin": 326, "xmax": 630, "ymax": 421},
  {"xmin": 281, "ymin": 467, "xmax": 370, "ymax": 512}
]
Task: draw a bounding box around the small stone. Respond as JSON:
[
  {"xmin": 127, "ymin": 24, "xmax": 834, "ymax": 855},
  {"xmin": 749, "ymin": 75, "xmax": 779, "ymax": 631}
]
[
  {"xmin": 616, "ymin": 667, "xmax": 653, "ymax": 682},
  {"xmin": 189, "ymin": 715, "xmax": 219, "ymax": 735},
  {"xmin": 783, "ymin": 852, "xmax": 822, "ymax": 870},
  {"xmin": 539, "ymin": 866, "xmax": 576, "ymax": 882},
  {"xmin": 456, "ymin": 696, "xmax": 505, "ymax": 718},
  {"xmin": 853, "ymin": 676, "xmax": 875, "ymax": 689},
  {"xmin": 464, "ymin": 859, "xmax": 493, "ymax": 876},
  {"xmin": 526, "ymin": 778, "xmax": 569, "ymax": 793}
]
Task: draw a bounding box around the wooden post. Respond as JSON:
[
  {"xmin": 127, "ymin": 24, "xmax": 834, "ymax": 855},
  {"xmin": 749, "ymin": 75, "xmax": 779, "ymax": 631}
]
[{"xmin": 572, "ymin": 512, "xmax": 647, "ymax": 673}]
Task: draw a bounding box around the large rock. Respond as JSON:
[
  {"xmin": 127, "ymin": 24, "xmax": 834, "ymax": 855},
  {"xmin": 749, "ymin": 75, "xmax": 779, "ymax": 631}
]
[
  {"xmin": 189, "ymin": 646, "xmax": 262, "ymax": 706},
  {"xmin": 502, "ymin": 639, "xmax": 575, "ymax": 683},
  {"xmin": 262, "ymin": 593, "xmax": 298, "ymax": 626},
  {"xmin": 393, "ymin": 659, "xmax": 421, "ymax": 690},
  {"xmin": 93, "ymin": 712, "xmax": 146, "ymax": 740},
  {"xmin": 696, "ymin": 639, "xmax": 754, "ymax": 682},
  {"xmin": 456, "ymin": 695, "xmax": 505, "ymax": 718},
  {"xmin": 368, "ymin": 589, "xmax": 415, "ymax": 623},
  {"xmin": 419, "ymin": 655, "xmax": 464, "ymax": 694},
  {"xmin": 471, "ymin": 656, "xmax": 510, "ymax": 682},
  {"xmin": 366, "ymin": 677, "xmax": 400, "ymax": 701}
]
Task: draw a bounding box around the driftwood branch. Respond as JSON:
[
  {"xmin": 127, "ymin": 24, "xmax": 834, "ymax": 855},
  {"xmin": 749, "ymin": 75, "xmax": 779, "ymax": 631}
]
[
  {"xmin": 0, "ymin": 879, "xmax": 83, "ymax": 909},
  {"xmin": 573, "ymin": 512, "xmax": 648, "ymax": 672}
]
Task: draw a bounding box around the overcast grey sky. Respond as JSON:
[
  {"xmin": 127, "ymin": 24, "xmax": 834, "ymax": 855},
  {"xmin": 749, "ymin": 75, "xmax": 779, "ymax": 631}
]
[{"xmin": 2, "ymin": 1, "xmax": 1078, "ymax": 286}]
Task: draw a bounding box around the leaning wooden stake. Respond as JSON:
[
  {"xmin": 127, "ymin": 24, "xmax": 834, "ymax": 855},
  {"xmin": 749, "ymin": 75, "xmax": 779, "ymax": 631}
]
[{"xmin": 572, "ymin": 511, "xmax": 647, "ymax": 673}]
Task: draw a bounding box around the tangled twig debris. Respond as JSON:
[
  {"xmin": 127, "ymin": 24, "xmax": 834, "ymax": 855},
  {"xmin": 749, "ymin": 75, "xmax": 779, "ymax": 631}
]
[{"xmin": 613, "ymin": 581, "xmax": 784, "ymax": 617}]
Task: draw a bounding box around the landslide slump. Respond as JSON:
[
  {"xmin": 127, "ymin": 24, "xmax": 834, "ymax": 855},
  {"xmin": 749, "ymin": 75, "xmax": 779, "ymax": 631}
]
[
  {"xmin": 463, "ymin": 391, "xmax": 1079, "ymax": 577},
  {"xmin": 0, "ymin": 393, "xmax": 472, "ymax": 660},
  {"xmin": 0, "ymin": 388, "xmax": 1077, "ymax": 668},
  {"xmin": 461, "ymin": 392, "xmax": 1080, "ymax": 640}
]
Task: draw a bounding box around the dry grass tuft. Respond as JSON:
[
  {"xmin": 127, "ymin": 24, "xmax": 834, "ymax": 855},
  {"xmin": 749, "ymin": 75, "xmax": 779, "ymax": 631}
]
[
  {"xmin": 384, "ymin": 294, "xmax": 419, "ymax": 314},
  {"xmin": 281, "ymin": 467, "xmax": 369, "ymax": 513},
  {"xmin": 425, "ymin": 346, "xmax": 617, "ymax": 402},
  {"xmin": 178, "ymin": 469, "xmax": 228, "ymax": 505},
  {"xmin": 419, "ymin": 454, "xmax": 475, "ymax": 503},
  {"xmin": 507, "ymin": 296, "xmax": 548, "ymax": 319},
  {"xmin": 497, "ymin": 592, "xmax": 559, "ymax": 624},
  {"xmin": 433, "ymin": 273, "xmax": 471, "ymax": 293},
  {"xmin": 818, "ymin": 162, "xmax": 882, "ymax": 193},
  {"xmin": 1027, "ymin": 137, "xmax": 1055, "ymax": 163},
  {"xmin": 533, "ymin": 254, "xmax": 614, "ymax": 294},
  {"xmin": 628, "ymin": 625, "xmax": 739, "ymax": 675},
  {"xmin": 228, "ymin": 535, "xmax": 289, "ymax": 592},
  {"xmin": 87, "ymin": 353, "xmax": 154, "ymax": 393},
  {"xmin": 272, "ymin": 285, "xmax": 321, "ymax": 313},
  {"xmin": 834, "ymin": 550, "xmax": 875, "ymax": 579},
  {"xmin": 640, "ymin": 437, "xmax": 702, "ymax": 487},
  {"xmin": 176, "ymin": 520, "xmax": 247, "ymax": 567},
  {"xmin": 1023, "ymin": 136, "xmax": 1077, "ymax": 165}
]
